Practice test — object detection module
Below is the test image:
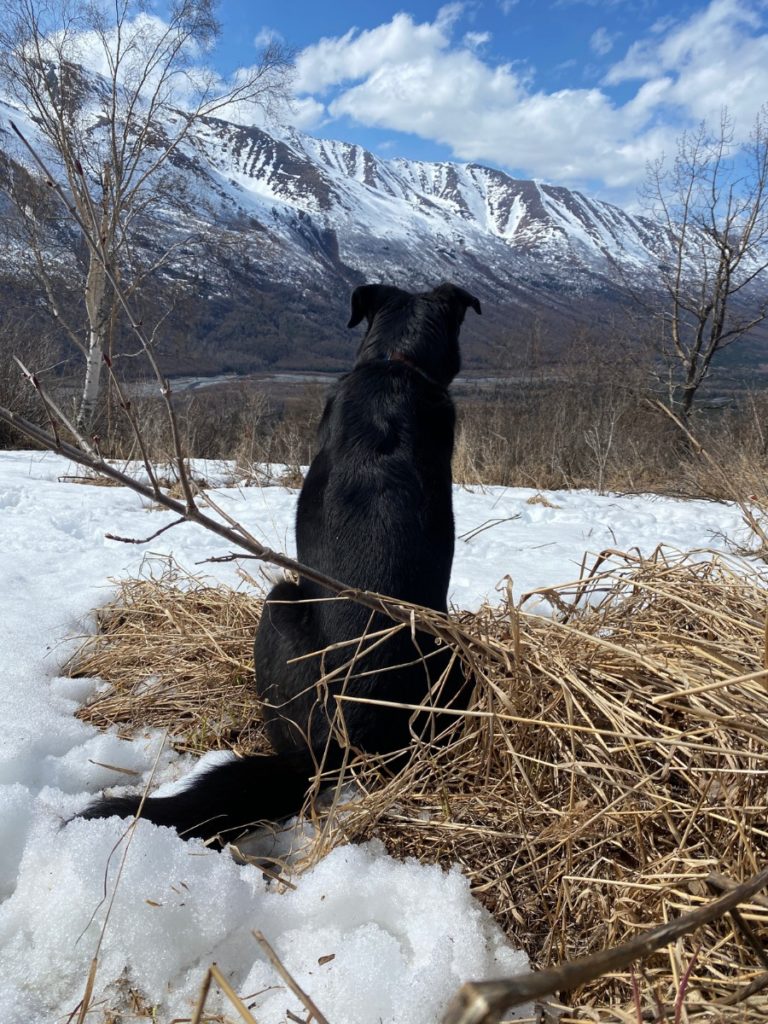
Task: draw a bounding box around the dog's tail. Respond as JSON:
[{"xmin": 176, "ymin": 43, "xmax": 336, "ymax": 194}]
[{"xmin": 80, "ymin": 747, "xmax": 342, "ymax": 845}]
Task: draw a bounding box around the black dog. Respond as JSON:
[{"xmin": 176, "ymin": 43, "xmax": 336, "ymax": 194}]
[{"xmin": 83, "ymin": 282, "xmax": 481, "ymax": 844}]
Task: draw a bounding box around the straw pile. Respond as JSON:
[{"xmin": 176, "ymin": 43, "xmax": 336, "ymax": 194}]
[
  {"xmin": 72, "ymin": 559, "xmax": 268, "ymax": 755},
  {"xmin": 69, "ymin": 549, "xmax": 768, "ymax": 1020}
]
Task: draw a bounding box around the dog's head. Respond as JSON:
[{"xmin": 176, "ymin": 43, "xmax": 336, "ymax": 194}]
[{"xmin": 348, "ymin": 282, "xmax": 481, "ymax": 387}]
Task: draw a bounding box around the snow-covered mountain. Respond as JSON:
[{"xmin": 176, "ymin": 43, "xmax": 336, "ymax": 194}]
[
  {"xmin": 180, "ymin": 115, "xmax": 666, "ymax": 302},
  {"xmin": 0, "ymin": 72, "xmax": 671, "ymax": 371}
]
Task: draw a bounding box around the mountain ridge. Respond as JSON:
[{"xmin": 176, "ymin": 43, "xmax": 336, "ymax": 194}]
[{"xmin": 0, "ymin": 70, "xmax": 688, "ymax": 373}]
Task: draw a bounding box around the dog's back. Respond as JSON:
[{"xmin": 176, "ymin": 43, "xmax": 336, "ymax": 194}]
[
  {"xmin": 297, "ymin": 283, "xmax": 480, "ymax": 610},
  {"xmin": 296, "ymin": 359, "xmax": 457, "ymax": 610}
]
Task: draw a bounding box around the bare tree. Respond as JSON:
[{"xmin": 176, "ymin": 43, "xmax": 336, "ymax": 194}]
[
  {"xmin": 0, "ymin": 0, "xmax": 292, "ymax": 430},
  {"xmin": 583, "ymin": 393, "xmax": 622, "ymax": 495},
  {"xmin": 642, "ymin": 107, "xmax": 768, "ymax": 419}
]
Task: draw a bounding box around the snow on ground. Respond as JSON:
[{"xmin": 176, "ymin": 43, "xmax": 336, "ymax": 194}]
[{"xmin": 0, "ymin": 450, "xmax": 756, "ymax": 1023}]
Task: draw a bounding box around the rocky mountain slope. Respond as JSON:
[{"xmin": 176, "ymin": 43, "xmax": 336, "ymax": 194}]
[{"xmin": 0, "ymin": 70, "xmax": 681, "ymax": 374}]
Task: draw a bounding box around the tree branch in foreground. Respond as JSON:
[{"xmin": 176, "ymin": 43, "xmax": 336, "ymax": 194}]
[
  {"xmin": 0, "ymin": 402, "xmax": 457, "ymax": 644},
  {"xmin": 441, "ymin": 865, "xmax": 768, "ymax": 1024}
]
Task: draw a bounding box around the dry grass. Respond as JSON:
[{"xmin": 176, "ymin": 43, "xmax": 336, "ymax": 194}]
[
  {"xmin": 68, "ymin": 550, "xmax": 768, "ymax": 1021},
  {"xmin": 526, "ymin": 493, "xmax": 561, "ymax": 509},
  {"xmin": 70, "ymin": 560, "xmax": 269, "ymax": 756},
  {"xmin": 58, "ymin": 472, "xmax": 124, "ymax": 487}
]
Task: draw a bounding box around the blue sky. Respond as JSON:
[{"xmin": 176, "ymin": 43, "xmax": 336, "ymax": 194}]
[{"xmin": 171, "ymin": 2, "xmax": 768, "ymax": 205}]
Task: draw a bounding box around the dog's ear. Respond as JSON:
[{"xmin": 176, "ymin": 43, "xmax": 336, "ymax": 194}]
[
  {"xmin": 348, "ymin": 284, "xmax": 398, "ymax": 328},
  {"xmin": 447, "ymin": 285, "xmax": 482, "ymax": 316}
]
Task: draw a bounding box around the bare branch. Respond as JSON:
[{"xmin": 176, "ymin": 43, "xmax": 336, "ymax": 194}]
[
  {"xmin": 441, "ymin": 863, "xmax": 768, "ymax": 1024},
  {"xmin": 105, "ymin": 517, "xmax": 186, "ymax": 544},
  {"xmin": 13, "ymin": 354, "xmax": 96, "ymax": 454},
  {"xmin": 0, "ymin": 401, "xmax": 460, "ymax": 644}
]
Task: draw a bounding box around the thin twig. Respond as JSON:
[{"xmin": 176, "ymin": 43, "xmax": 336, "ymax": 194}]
[
  {"xmin": 730, "ymin": 908, "xmax": 768, "ymax": 970},
  {"xmin": 707, "ymin": 871, "xmax": 768, "ymax": 911},
  {"xmin": 253, "ymin": 930, "xmax": 331, "ymax": 1024},
  {"xmin": 228, "ymin": 843, "xmax": 297, "ymax": 889},
  {"xmin": 717, "ymin": 969, "xmax": 768, "ymax": 1007},
  {"xmin": 190, "ymin": 966, "xmax": 215, "ymax": 1024},
  {"xmin": 106, "ymin": 517, "xmax": 186, "ymax": 544},
  {"xmin": 673, "ymin": 943, "xmax": 700, "ymax": 1024},
  {"xmin": 459, "ymin": 515, "xmax": 521, "ymax": 543},
  {"xmin": 72, "ymin": 736, "xmax": 168, "ymax": 1023},
  {"xmin": 706, "ymin": 874, "xmax": 768, "ymax": 970},
  {"xmin": 14, "ymin": 355, "xmax": 96, "ymax": 455},
  {"xmin": 209, "ymin": 964, "xmax": 258, "ymax": 1024}
]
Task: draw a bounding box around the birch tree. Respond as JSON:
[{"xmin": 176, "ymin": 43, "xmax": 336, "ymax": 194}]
[
  {"xmin": 0, "ymin": 0, "xmax": 292, "ymax": 429},
  {"xmin": 643, "ymin": 107, "xmax": 768, "ymax": 419}
]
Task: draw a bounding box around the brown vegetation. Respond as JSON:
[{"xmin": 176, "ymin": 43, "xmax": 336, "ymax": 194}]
[
  {"xmin": 68, "ymin": 549, "xmax": 768, "ymax": 1020},
  {"xmin": 4, "ymin": 311, "xmax": 768, "ymax": 503},
  {"xmin": 70, "ymin": 562, "xmax": 268, "ymax": 757},
  {"xmin": 40, "ymin": 369, "xmax": 768, "ymax": 502},
  {"xmin": 452, "ymin": 380, "xmax": 768, "ymax": 499}
]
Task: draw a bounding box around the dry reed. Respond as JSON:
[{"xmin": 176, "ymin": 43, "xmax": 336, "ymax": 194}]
[
  {"xmin": 68, "ymin": 549, "xmax": 768, "ymax": 1021},
  {"xmin": 70, "ymin": 558, "xmax": 268, "ymax": 756}
]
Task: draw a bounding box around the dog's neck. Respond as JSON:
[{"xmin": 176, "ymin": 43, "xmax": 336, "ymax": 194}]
[{"xmin": 387, "ymin": 351, "xmax": 444, "ymax": 389}]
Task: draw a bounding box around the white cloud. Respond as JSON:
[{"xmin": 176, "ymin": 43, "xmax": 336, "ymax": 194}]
[
  {"xmin": 254, "ymin": 26, "xmax": 284, "ymax": 49},
  {"xmin": 649, "ymin": 15, "xmax": 679, "ymax": 35},
  {"xmin": 464, "ymin": 30, "xmax": 492, "ymax": 50},
  {"xmin": 554, "ymin": 57, "xmax": 579, "ymax": 73},
  {"xmin": 590, "ymin": 27, "xmax": 618, "ymax": 56},
  {"xmin": 293, "ymin": 10, "xmax": 639, "ymax": 187},
  {"xmin": 294, "ymin": 13, "xmax": 453, "ymax": 94},
  {"xmin": 288, "ymin": 95, "xmax": 328, "ymax": 129},
  {"xmin": 604, "ymin": 0, "xmax": 768, "ymax": 132},
  {"xmin": 49, "ymin": 1, "xmax": 768, "ymax": 201},
  {"xmin": 435, "ymin": 3, "xmax": 467, "ymax": 32},
  {"xmin": 290, "ymin": 1, "xmax": 768, "ymax": 197}
]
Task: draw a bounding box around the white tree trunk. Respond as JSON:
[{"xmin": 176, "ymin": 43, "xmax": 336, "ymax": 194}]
[
  {"xmin": 76, "ymin": 173, "xmax": 111, "ymax": 432},
  {"xmin": 78, "ymin": 323, "xmax": 105, "ymax": 432}
]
